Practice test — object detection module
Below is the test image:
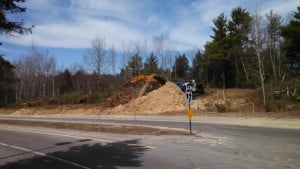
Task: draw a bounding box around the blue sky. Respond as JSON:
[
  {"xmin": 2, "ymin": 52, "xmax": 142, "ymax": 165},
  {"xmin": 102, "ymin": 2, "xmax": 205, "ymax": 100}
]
[{"xmin": 1, "ymin": 0, "xmax": 299, "ymax": 71}]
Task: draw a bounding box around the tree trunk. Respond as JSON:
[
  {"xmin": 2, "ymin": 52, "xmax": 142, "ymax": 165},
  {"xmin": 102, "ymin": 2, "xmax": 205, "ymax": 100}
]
[
  {"xmin": 269, "ymin": 45, "xmax": 277, "ymax": 82},
  {"xmin": 278, "ymin": 48, "xmax": 282, "ymax": 80},
  {"xmin": 235, "ymin": 54, "xmax": 239, "ymax": 75},
  {"xmin": 257, "ymin": 52, "xmax": 266, "ymax": 106},
  {"xmin": 4, "ymin": 82, "xmax": 8, "ymax": 105},
  {"xmin": 15, "ymin": 84, "xmax": 18, "ymax": 103},
  {"xmin": 241, "ymin": 58, "xmax": 249, "ymax": 82},
  {"xmin": 18, "ymin": 81, "xmax": 24, "ymax": 101},
  {"xmin": 222, "ymin": 66, "xmax": 227, "ymax": 111},
  {"xmin": 42, "ymin": 83, "xmax": 46, "ymax": 98},
  {"xmin": 5, "ymin": 90, "xmax": 7, "ymax": 105},
  {"xmin": 52, "ymin": 78, "xmax": 55, "ymax": 98}
]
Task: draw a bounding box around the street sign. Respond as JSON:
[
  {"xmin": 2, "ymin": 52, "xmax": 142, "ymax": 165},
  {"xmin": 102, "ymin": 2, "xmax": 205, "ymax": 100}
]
[
  {"xmin": 187, "ymin": 108, "xmax": 193, "ymax": 120},
  {"xmin": 185, "ymin": 91, "xmax": 192, "ymax": 105},
  {"xmin": 185, "ymin": 85, "xmax": 193, "ymax": 134}
]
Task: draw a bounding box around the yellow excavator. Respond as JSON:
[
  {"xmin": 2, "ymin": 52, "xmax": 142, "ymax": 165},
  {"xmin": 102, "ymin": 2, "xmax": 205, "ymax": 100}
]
[{"xmin": 125, "ymin": 74, "xmax": 166, "ymax": 87}]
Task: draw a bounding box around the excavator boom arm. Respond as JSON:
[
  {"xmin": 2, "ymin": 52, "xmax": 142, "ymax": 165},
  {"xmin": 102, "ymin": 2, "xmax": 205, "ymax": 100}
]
[{"xmin": 125, "ymin": 74, "xmax": 166, "ymax": 86}]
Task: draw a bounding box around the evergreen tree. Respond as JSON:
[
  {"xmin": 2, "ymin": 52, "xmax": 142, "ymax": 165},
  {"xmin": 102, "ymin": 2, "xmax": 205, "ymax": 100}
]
[
  {"xmin": 0, "ymin": 56, "xmax": 15, "ymax": 106},
  {"xmin": 0, "ymin": 0, "xmax": 32, "ymax": 43},
  {"xmin": 172, "ymin": 54, "xmax": 189, "ymax": 80},
  {"xmin": 143, "ymin": 52, "xmax": 159, "ymax": 75},
  {"xmin": 127, "ymin": 53, "xmax": 143, "ymax": 77},
  {"xmin": 281, "ymin": 6, "xmax": 300, "ymax": 77},
  {"xmin": 227, "ymin": 7, "xmax": 252, "ymax": 87},
  {"xmin": 192, "ymin": 50, "xmax": 206, "ymax": 83},
  {"xmin": 59, "ymin": 69, "xmax": 73, "ymax": 94},
  {"xmin": 205, "ymin": 13, "xmax": 230, "ymax": 87}
]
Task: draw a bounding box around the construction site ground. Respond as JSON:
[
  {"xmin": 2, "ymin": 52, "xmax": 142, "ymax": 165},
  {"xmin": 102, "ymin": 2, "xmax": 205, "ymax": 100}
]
[{"xmin": 0, "ymin": 81, "xmax": 299, "ymax": 119}]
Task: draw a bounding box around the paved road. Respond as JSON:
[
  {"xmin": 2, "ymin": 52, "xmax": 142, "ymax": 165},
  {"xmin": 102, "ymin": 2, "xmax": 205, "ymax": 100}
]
[{"xmin": 0, "ymin": 115, "xmax": 299, "ymax": 168}]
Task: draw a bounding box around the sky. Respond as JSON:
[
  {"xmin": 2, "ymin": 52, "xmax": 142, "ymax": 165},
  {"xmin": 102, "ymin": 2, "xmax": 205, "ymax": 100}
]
[{"xmin": 1, "ymin": 0, "xmax": 299, "ymax": 71}]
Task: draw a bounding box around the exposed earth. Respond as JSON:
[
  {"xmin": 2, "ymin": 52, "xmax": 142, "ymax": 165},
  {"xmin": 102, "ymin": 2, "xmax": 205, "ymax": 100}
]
[{"xmin": 0, "ymin": 81, "xmax": 299, "ymax": 117}]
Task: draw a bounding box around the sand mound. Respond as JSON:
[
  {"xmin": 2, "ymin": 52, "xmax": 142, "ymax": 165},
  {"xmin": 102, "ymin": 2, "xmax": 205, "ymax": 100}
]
[{"xmin": 106, "ymin": 82, "xmax": 187, "ymax": 114}]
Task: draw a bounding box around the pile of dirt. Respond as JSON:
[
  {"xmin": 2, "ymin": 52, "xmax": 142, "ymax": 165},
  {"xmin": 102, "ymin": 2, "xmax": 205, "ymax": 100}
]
[
  {"xmin": 106, "ymin": 82, "xmax": 187, "ymax": 114},
  {"xmin": 104, "ymin": 81, "xmax": 163, "ymax": 107}
]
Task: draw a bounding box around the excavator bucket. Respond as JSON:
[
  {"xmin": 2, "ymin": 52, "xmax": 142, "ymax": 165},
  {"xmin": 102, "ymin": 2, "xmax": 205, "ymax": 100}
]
[{"xmin": 153, "ymin": 75, "xmax": 166, "ymax": 85}]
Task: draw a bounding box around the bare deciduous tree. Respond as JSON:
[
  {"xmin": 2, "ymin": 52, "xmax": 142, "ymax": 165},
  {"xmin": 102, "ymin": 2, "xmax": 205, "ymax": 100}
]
[
  {"xmin": 152, "ymin": 33, "xmax": 172, "ymax": 77},
  {"xmin": 14, "ymin": 45, "xmax": 56, "ymax": 100},
  {"xmin": 14, "ymin": 57, "xmax": 27, "ymax": 101},
  {"xmin": 266, "ymin": 10, "xmax": 282, "ymax": 82},
  {"xmin": 120, "ymin": 40, "xmax": 148, "ymax": 78},
  {"xmin": 109, "ymin": 45, "xmax": 116, "ymax": 74},
  {"xmin": 84, "ymin": 36, "xmax": 106, "ymax": 86},
  {"xmin": 250, "ymin": 13, "xmax": 267, "ymax": 106}
]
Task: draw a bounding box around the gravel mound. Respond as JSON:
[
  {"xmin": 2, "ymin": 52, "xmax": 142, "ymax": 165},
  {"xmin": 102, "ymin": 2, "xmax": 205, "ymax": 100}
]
[{"xmin": 107, "ymin": 82, "xmax": 186, "ymax": 114}]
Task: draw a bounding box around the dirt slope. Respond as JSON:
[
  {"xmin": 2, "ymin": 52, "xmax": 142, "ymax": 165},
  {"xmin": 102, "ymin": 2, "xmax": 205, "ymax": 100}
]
[{"xmin": 193, "ymin": 88, "xmax": 257, "ymax": 112}]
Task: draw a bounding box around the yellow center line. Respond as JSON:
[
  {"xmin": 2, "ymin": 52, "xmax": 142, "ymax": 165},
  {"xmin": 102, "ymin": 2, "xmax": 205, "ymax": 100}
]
[{"xmin": 0, "ymin": 126, "xmax": 156, "ymax": 149}]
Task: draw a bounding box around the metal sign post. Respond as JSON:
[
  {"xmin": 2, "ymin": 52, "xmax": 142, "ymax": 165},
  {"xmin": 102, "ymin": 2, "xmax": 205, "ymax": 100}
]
[{"xmin": 185, "ymin": 86, "xmax": 193, "ymax": 134}]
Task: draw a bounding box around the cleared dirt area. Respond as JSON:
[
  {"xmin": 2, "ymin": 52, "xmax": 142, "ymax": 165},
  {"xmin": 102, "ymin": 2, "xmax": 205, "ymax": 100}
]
[
  {"xmin": 0, "ymin": 82, "xmax": 299, "ymax": 117},
  {"xmin": 192, "ymin": 88, "xmax": 258, "ymax": 112},
  {"xmin": 0, "ymin": 119, "xmax": 191, "ymax": 135}
]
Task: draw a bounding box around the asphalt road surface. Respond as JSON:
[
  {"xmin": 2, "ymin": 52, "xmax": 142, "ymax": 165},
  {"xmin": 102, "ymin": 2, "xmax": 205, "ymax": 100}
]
[{"xmin": 0, "ymin": 115, "xmax": 299, "ymax": 169}]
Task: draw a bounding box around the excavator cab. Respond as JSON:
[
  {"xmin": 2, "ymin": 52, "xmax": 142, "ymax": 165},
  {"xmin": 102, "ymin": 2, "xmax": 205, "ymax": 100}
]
[{"xmin": 175, "ymin": 80, "xmax": 204, "ymax": 95}]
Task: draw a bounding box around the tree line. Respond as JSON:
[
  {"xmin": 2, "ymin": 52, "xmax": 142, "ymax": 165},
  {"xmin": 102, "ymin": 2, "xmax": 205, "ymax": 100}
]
[
  {"xmin": 0, "ymin": 1, "xmax": 299, "ymax": 109},
  {"xmin": 202, "ymin": 7, "xmax": 300, "ymax": 107}
]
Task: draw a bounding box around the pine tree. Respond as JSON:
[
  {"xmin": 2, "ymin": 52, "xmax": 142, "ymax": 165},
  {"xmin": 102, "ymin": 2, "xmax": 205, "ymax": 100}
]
[
  {"xmin": 0, "ymin": 56, "xmax": 15, "ymax": 105},
  {"xmin": 205, "ymin": 13, "xmax": 230, "ymax": 87},
  {"xmin": 143, "ymin": 52, "xmax": 159, "ymax": 75},
  {"xmin": 192, "ymin": 50, "xmax": 205, "ymax": 83},
  {"xmin": 281, "ymin": 6, "xmax": 300, "ymax": 77},
  {"xmin": 172, "ymin": 54, "xmax": 189, "ymax": 80},
  {"xmin": 0, "ymin": 0, "xmax": 33, "ymax": 43},
  {"xmin": 227, "ymin": 7, "xmax": 252, "ymax": 87},
  {"xmin": 59, "ymin": 69, "xmax": 73, "ymax": 94},
  {"xmin": 127, "ymin": 53, "xmax": 143, "ymax": 77}
]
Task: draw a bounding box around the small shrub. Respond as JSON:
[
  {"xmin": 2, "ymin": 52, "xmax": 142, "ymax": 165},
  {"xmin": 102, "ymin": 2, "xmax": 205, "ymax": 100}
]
[
  {"xmin": 87, "ymin": 93, "xmax": 99, "ymax": 104},
  {"xmin": 68, "ymin": 92, "xmax": 85, "ymax": 104},
  {"xmin": 215, "ymin": 103, "xmax": 227, "ymax": 113},
  {"xmin": 264, "ymin": 101, "xmax": 272, "ymax": 112}
]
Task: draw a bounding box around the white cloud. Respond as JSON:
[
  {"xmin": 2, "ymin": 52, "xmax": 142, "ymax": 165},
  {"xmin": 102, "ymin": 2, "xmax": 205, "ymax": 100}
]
[
  {"xmin": 69, "ymin": 0, "xmax": 141, "ymax": 24},
  {"xmin": 4, "ymin": 0, "xmax": 299, "ymax": 52},
  {"xmin": 26, "ymin": 0, "xmax": 53, "ymax": 10},
  {"xmin": 5, "ymin": 0, "xmax": 154, "ymax": 49},
  {"xmin": 261, "ymin": 0, "xmax": 299, "ymax": 16},
  {"xmin": 191, "ymin": 0, "xmax": 241, "ymax": 26},
  {"xmin": 5, "ymin": 16, "xmax": 147, "ymax": 49}
]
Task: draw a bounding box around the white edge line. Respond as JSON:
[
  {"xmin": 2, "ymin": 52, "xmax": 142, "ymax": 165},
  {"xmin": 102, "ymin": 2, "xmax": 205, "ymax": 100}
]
[
  {"xmin": 0, "ymin": 142, "xmax": 91, "ymax": 169},
  {"xmin": 0, "ymin": 126, "xmax": 156, "ymax": 149}
]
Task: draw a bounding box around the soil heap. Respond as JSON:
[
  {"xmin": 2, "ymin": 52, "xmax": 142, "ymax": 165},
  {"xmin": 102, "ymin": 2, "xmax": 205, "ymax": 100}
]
[{"xmin": 106, "ymin": 81, "xmax": 187, "ymax": 114}]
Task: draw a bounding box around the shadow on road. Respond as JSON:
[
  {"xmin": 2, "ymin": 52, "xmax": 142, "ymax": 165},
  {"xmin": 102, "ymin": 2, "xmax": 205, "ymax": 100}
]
[{"xmin": 0, "ymin": 139, "xmax": 149, "ymax": 169}]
